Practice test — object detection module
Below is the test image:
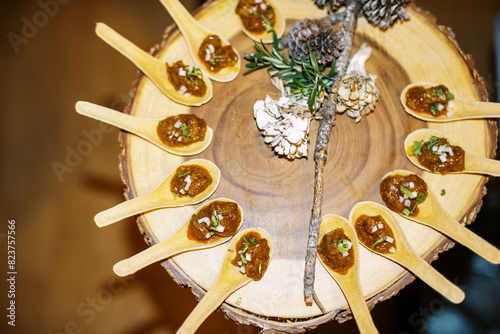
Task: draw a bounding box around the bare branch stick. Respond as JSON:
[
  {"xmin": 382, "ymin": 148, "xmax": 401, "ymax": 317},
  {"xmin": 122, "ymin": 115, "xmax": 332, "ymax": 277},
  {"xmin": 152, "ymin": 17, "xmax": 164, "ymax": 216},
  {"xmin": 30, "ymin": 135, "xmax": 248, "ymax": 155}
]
[{"xmin": 303, "ymin": 0, "xmax": 359, "ymax": 307}]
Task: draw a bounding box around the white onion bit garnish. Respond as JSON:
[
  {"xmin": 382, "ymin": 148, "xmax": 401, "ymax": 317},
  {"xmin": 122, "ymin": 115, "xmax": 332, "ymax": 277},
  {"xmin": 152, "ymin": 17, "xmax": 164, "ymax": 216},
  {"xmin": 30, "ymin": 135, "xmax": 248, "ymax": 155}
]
[
  {"xmin": 448, "ymin": 101, "xmax": 454, "ymax": 108},
  {"xmin": 208, "ymin": 44, "xmax": 215, "ymax": 53},
  {"xmin": 239, "ymin": 266, "xmax": 246, "ymax": 274},
  {"xmin": 246, "ymin": 253, "xmax": 251, "ymax": 262},
  {"xmin": 408, "ymin": 182, "xmax": 415, "ymax": 189},
  {"xmin": 198, "ymin": 217, "xmax": 211, "ymax": 226},
  {"xmin": 174, "ymin": 121, "xmax": 182, "ymax": 128},
  {"xmin": 215, "ymin": 225, "xmax": 225, "ymax": 233},
  {"xmin": 342, "ymin": 252, "xmax": 348, "ymax": 257},
  {"xmin": 386, "ymin": 236, "xmax": 394, "ymax": 243},
  {"xmin": 389, "ymin": 247, "xmax": 396, "ymax": 253},
  {"xmin": 371, "ymin": 226, "xmax": 378, "ymax": 233},
  {"xmin": 178, "ymin": 86, "xmax": 187, "ymax": 94},
  {"xmin": 447, "ymin": 110, "xmax": 454, "ymax": 117},
  {"xmin": 237, "ymin": 261, "xmax": 242, "ymax": 266},
  {"xmin": 399, "ymin": 196, "xmax": 404, "ymax": 203},
  {"xmin": 377, "ymin": 223, "xmax": 383, "ymax": 229},
  {"xmin": 404, "ymin": 199, "xmax": 411, "ymax": 207},
  {"xmin": 184, "ymin": 175, "xmax": 192, "ymax": 191},
  {"xmin": 439, "ymin": 154, "xmax": 448, "ymax": 163},
  {"xmin": 205, "ymin": 233, "xmax": 211, "ymax": 239},
  {"xmin": 411, "ymin": 191, "xmax": 418, "ymax": 199}
]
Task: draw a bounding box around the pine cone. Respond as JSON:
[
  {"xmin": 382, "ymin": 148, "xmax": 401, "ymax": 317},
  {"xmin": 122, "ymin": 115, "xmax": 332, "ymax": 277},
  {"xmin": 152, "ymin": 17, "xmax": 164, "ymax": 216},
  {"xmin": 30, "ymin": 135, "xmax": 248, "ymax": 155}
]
[
  {"xmin": 287, "ymin": 18, "xmax": 343, "ymax": 65},
  {"xmin": 313, "ymin": 0, "xmax": 345, "ymax": 13},
  {"xmin": 361, "ymin": 0, "xmax": 411, "ymax": 29},
  {"xmin": 334, "ymin": 73, "xmax": 379, "ymax": 122}
]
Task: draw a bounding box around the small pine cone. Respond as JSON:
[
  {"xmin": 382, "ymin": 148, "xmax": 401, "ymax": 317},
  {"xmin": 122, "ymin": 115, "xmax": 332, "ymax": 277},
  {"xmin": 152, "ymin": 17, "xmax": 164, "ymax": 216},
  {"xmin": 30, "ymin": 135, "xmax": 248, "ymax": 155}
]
[
  {"xmin": 334, "ymin": 73, "xmax": 380, "ymax": 122},
  {"xmin": 287, "ymin": 18, "xmax": 343, "ymax": 65},
  {"xmin": 361, "ymin": 0, "xmax": 411, "ymax": 30},
  {"xmin": 313, "ymin": 0, "xmax": 345, "ymax": 13}
]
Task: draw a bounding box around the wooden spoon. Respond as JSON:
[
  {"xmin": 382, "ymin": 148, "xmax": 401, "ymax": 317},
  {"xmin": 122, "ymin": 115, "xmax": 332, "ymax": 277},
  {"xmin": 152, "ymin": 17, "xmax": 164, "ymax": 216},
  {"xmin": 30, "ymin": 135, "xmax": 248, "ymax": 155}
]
[
  {"xmin": 113, "ymin": 198, "xmax": 243, "ymax": 277},
  {"xmin": 158, "ymin": 0, "xmax": 241, "ymax": 82},
  {"xmin": 317, "ymin": 215, "xmax": 378, "ymax": 334},
  {"xmin": 404, "ymin": 128, "xmax": 500, "ymax": 177},
  {"xmin": 381, "ymin": 170, "xmax": 500, "ymax": 264},
  {"xmin": 94, "ymin": 159, "xmax": 220, "ymax": 227},
  {"xmin": 236, "ymin": 0, "xmax": 286, "ymax": 44},
  {"xmin": 75, "ymin": 101, "xmax": 213, "ymax": 156},
  {"xmin": 176, "ymin": 227, "xmax": 274, "ymax": 334},
  {"xmin": 349, "ymin": 201, "xmax": 465, "ymax": 303},
  {"xmin": 95, "ymin": 22, "xmax": 213, "ymax": 106},
  {"xmin": 401, "ymin": 82, "xmax": 500, "ymax": 122}
]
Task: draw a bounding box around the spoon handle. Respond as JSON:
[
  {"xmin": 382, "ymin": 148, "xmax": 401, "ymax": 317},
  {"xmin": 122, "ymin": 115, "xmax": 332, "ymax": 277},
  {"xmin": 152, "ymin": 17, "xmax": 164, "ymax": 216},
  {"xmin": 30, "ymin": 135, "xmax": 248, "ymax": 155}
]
[
  {"xmin": 76, "ymin": 101, "xmax": 155, "ymax": 140},
  {"xmin": 158, "ymin": 0, "xmax": 204, "ymax": 43},
  {"xmin": 462, "ymin": 99, "xmax": 500, "ymax": 118},
  {"xmin": 402, "ymin": 251, "xmax": 465, "ymax": 303},
  {"xmin": 466, "ymin": 154, "xmax": 500, "ymax": 177},
  {"xmin": 176, "ymin": 276, "xmax": 248, "ymax": 334},
  {"xmin": 94, "ymin": 189, "xmax": 168, "ymax": 227},
  {"xmin": 113, "ymin": 227, "xmax": 188, "ymax": 276},
  {"xmin": 95, "ymin": 23, "xmax": 166, "ymax": 81},
  {"xmin": 429, "ymin": 213, "xmax": 500, "ymax": 264},
  {"xmin": 340, "ymin": 281, "xmax": 378, "ymax": 334}
]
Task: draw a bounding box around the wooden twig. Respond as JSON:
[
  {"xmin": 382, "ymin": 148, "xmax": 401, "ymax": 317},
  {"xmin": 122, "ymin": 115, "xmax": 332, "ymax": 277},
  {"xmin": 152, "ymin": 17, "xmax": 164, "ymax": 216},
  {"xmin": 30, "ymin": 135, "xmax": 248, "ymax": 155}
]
[{"xmin": 303, "ymin": 0, "xmax": 359, "ymax": 307}]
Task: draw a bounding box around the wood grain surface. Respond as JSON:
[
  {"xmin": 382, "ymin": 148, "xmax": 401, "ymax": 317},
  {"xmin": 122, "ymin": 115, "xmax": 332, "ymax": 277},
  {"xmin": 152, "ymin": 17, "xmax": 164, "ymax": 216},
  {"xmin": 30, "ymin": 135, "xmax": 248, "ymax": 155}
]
[{"xmin": 119, "ymin": 0, "xmax": 496, "ymax": 331}]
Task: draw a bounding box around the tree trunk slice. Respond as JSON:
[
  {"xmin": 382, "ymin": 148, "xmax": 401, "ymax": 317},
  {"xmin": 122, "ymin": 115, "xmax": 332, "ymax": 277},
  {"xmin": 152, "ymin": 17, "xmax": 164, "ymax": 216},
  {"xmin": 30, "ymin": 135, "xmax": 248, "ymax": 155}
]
[{"xmin": 118, "ymin": 0, "xmax": 497, "ymax": 332}]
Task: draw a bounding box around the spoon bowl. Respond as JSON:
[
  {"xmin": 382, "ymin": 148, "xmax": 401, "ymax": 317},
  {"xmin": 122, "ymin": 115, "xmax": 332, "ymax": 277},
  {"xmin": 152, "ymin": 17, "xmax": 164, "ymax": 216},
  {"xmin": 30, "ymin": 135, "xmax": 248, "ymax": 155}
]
[
  {"xmin": 94, "ymin": 158, "xmax": 220, "ymax": 227},
  {"xmin": 95, "ymin": 22, "xmax": 213, "ymax": 106},
  {"xmin": 75, "ymin": 101, "xmax": 213, "ymax": 156},
  {"xmin": 404, "ymin": 128, "xmax": 500, "ymax": 177},
  {"xmin": 113, "ymin": 198, "xmax": 243, "ymax": 277},
  {"xmin": 317, "ymin": 215, "xmax": 378, "ymax": 334},
  {"xmin": 236, "ymin": 0, "xmax": 286, "ymax": 44},
  {"xmin": 381, "ymin": 170, "xmax": 500, "ymax": 264},
  {"xmin": 158, "ymin": 0, "xmax": 241, "ymax": 82},
  {"xmin": 401, "ymin": 82, "xmax": 500, "ymax": 122},
  {"xmin": 175, "ymin": 227, "xmax": 274, "ymax": 334},
  {"xmin": 349, "ymin": 201, "xmax": 465, "ymax": 303}
]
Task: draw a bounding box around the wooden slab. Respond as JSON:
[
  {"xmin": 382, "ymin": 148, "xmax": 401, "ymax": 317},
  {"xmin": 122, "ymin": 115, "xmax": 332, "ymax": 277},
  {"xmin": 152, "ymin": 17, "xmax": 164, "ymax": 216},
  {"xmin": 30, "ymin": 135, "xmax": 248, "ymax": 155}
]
[{"xmin": 118, "ymin": 0, "xmax": 497, "ymax": 332}]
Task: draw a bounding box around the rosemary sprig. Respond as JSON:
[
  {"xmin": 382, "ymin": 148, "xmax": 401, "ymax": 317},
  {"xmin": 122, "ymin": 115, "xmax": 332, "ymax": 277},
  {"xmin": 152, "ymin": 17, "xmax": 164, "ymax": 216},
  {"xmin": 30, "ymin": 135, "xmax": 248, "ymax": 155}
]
[{"xmin": 244, "ymin": 32, "xmax": 336, "ymax": 112}]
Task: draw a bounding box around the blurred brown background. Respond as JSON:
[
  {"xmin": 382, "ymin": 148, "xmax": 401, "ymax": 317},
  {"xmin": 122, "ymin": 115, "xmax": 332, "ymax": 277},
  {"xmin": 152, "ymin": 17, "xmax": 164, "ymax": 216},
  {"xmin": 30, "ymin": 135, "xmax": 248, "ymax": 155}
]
[{"xmin": 1, "ymin": 0, "xmax": 499, "ymax": 333}]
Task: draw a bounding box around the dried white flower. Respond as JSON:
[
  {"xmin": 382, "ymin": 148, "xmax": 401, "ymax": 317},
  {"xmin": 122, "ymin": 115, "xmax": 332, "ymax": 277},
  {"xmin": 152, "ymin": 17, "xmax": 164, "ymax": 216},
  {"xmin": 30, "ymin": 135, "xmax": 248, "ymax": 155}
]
[
  {"xmin": 335, "ymin": 46, "xmax": 380, "ymax": 122},
  {"xmin": 253, "ymin": 95, "xmax": 312, "ymax": 159}
]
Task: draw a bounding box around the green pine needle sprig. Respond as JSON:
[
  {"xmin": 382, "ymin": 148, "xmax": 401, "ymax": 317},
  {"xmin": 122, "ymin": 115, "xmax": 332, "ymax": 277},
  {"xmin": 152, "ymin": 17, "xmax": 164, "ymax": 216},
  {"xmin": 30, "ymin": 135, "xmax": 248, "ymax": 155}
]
[{"xmin": 244, "ymin": 31, "xmax": 336, "ymax": 112}]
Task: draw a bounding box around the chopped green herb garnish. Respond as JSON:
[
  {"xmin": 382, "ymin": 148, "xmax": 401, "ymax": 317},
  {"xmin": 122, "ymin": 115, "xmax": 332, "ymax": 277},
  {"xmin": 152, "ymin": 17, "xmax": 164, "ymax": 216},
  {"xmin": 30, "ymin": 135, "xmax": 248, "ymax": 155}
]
[
  {"xmin": 260, "ymin": 14, "xmax": 274, "ymax": 32},
  {"xmin": 171, "ymin": 192, "xmax": 179, "ymax": 199},
  {"xmin": 337, "ymin": 239, "xmax": 350, "ymax": 253},
  {"xmin": 186, "ymin": 67, "xmax": 202, "ymax": 82},
  {"xmin": 426, "ymin": 136, "xmax": 440, "ymax": 150},
  {"xmin": 441, "ymin": 189, "xmax": 446, "ymax": 196},
  {"xmin": 400, "ymin": 186, "xmax": 415, "ymax": 198},
  {"xmin": 447, "ymin": 91, "xmax": 455, "ymax": 100},
  {"xmin": 430, "ymin": 103, "xmax": 439, "ymax": 115},
  {"xmin": 259, "ymin": 262, "xmax": 262, "ymax": 274},
  {"xmin": 179, "ymin": 123, "xmax": 190, "ymax": 140},
  {"xmin": 240, "ymin": 253, "xmax": 247, "ymax": 265},
  {"xmin": 412, "ymin": 140, "xmax": 424, "ymax": 156},
  {"xmin": 372, "ymin": 236, "xmax": 388, "ymax": 248},
  {"xmin": 235, "ymin": 133, "xmax": 240, "ymax": 138},
  {"xmin": 159, "ymin": 121, "xmax": 164, "ymax": 126},
  {"xmin": 250, "ymin": 9, "xmax": 257, "ymax": 15},
  {"xmin": 178, "ymin": 170, "xmax": 192, "ymax": 178},
  {"xmin": 403, "ymin": 191, "xmax": 428, "ymax": 216},
  {"xmin": 432, "ymin": 87, "xmax": 445, "ymax": 98}
]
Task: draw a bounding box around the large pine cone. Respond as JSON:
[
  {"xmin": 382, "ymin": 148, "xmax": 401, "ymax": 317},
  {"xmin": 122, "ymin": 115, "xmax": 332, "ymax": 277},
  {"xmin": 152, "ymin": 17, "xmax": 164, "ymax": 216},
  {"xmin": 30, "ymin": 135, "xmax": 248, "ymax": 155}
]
[
  {"xmin": 287, "ymin": 18, "xmax": 343, "ymax": 65},
  {"xmin": 314, "ymin": 0, "xmax": 345, "ymax": 13},
  {"xmin": 361, "ymin": 0, "xmax": 410, "ymax": 29}
]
